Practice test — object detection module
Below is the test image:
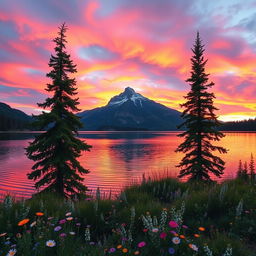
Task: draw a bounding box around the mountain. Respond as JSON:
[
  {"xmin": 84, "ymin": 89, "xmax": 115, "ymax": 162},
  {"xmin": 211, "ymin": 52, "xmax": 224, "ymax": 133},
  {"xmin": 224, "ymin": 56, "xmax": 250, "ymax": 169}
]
[
  {"xmin": 0, "ymin": 102, "xmax": 32, "ymax": 131},
  {"xmin": 79, "ymin": 87, "xmax": 182, "ymax": 131}
]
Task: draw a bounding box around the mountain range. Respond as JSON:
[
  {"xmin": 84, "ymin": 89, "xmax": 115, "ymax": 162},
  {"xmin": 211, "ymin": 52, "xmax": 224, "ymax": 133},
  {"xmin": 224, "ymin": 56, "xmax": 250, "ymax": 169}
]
[{"xmin": 0, "ymin": 87, "xmax": 255, "ymax": 131}]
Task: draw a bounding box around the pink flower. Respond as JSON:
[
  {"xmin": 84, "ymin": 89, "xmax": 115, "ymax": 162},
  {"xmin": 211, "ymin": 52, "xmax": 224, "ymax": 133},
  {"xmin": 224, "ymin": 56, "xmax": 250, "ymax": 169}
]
[
  {"xmin": 169, "ymin": 221, "xmax": 178, "ymax": 228},
  {"xmin": 160, "ymin": 232, "xmax": 167, "ymax": 239},
  {"xmin": 59, "ymin": 219, "xmax": 66, "ymax": 225},
  {"xmin": 60, "ymin": 233, "xmax": 67, "ymax": 237},
  {"xmin": 138, "ymin": 241, "xmax": 146, "ymax": 248}
]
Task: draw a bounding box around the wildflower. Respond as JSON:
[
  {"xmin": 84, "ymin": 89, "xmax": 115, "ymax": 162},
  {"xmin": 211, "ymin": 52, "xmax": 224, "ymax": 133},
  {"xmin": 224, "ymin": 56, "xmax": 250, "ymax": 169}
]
[
  {"xmin": 16, "ymin": 233, "xmax": 22, "ymax": 238},
  {"xmin": 0, "ymin": 232, "xmax": 7, "ymax": 237},
  {"xmin": 182, "ymin": 225, "xmax": 188, "ymax": 229},
  {"xmin": 170, "ymin": 230, "xmax": 178, "ymax": 236},
  {"xmin": 30, "ymin": 221, "xmax": 36, "ymax": 227},
  {"xmin": 169, "ymin": 221, "xmax": 178, "ymax": 228},
  {"xmin": 6, "ymin": 249, "xmax": 17, "ymax": 256},
  {"xmin": 160, "ymin": 232, "xmax": 167, "ymax": 239},
  {"xmin": 179, "ymin": 235, "xmax": 185, "ymax": 239},
  {"xmin": 117, "ymin": 245, "xmax": 122, "ymax": 249},
  {"xmin": 54, "ymin": 226, "xmax": 62, "ymax": 232},
  {"xmin": 46, "ymin": 240, "xmax": 56, "ymax": 247},
  {"xmin": 66, "ymin": 217, "xmax": 73, "ymax": 221},
  {"xmin": 198, "ymin": 227, "xmax": 205, "ymax": 231},
  {"xmin": 172, "ymin": 237, "xmax": 180, "ymax": 245},
  {"xmin": 60, "ymin": 233, "xmax": 67, "ymax": 237},
  {"xmin": 168, "ymin": 247, "xmax": 175, "ymax": 254},
  {"xmin": 35, "ymin": 212, "xmax": 44, "ymax": 216},
  {"xmin": 48, "ymin": 217, "xmax": 54, "ymax": 220},
  {"xmin": 69, "ymin": 231, "xmax": 75, "ymax": 235},
  {"xmin": 189, "ymin": 244, "xmax": 198, "ymax": 251},
  {"xmin": 109, "ymin": 248, "xmax": 116, "ymax": 253},
  {"xmin": 18, "ymin": 219, "xmax": 29, "ymax": 226},
  {"xmin": 152, "ymin": 228, "xmax": 159, "ymax": 232},
  {"xmin": 65, "ymin": 212, "xmax": 72, "ymax": 216},
  {"xmin": 89, "ymin": 242, "xmax": 95, "ymax": 245},
  {"xmin": 59, "ymin": 219, "xmax": 66, "ymax": 224},
  {"xmin": 134, "ymin": 251, "xmax": 140, "ymax": 255},
  {"xmin": 138, "ymin": 241, "xmax": 146, "ymax": 248},
  {"xmin": 143, "ymin": 228, "xmax": 148, "ymax": 232},
  {"xmin": 194, "ymin": 234, "xmax": 200, "ymax": 238},
  {"xmin": 76, "ymin": 223, "xmax": 81, "ymax": 226},
  {"xmin": 122, "ymin": 248, "xmax": 128, "ymax": 253}
]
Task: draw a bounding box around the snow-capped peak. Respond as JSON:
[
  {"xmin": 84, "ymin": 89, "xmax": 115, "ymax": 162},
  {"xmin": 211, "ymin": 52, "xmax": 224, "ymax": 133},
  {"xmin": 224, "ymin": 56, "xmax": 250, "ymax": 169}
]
[{"xmin": 107, "ymin": 87, "xmax": 148, "ymax": 107}]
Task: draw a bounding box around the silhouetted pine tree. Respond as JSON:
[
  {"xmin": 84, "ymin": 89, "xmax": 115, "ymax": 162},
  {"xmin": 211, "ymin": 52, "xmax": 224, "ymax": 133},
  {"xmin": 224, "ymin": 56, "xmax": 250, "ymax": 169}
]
[
  {"xmin": 26, "ymin": 24, "xmax": 92, "ymax": 198},
  {"xmin": 237, "ymin": 160, "xmax": 243, "ymax": 178},
  {"xmin": 249, "ymin": 153, "xmax": 255, "ymax": 181},
  {"xmin": 176, "ymin": 32, "xmax": 227, "ymax": 181}
]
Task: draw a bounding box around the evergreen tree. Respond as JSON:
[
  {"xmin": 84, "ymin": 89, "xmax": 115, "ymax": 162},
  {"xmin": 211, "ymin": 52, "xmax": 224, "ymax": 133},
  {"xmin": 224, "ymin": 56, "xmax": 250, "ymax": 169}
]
[
  {"xmin": 237, "ymin": 160, "xmax": 243, "ymax": 178},
  {"xmin": 176, "ymin": 32, "xmax": 227, "ymax": 181},
  {"xmin": 26, "ymin": 24, "xmax": 91, "ymax": 198},
  {"xmin": 249, "ymin": 153, "xmax": 255, "ymax": 181}
]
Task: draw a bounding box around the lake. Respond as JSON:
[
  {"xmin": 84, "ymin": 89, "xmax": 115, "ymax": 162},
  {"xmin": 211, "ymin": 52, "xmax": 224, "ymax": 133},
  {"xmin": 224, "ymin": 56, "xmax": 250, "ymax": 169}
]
[{"xmin": 0, "ymin": 132, "xmax": 255, "ymax": 199}]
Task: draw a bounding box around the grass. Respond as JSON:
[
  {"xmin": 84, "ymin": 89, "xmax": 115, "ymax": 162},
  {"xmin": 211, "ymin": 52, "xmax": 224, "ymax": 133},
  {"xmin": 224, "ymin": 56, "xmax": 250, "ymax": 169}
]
[{"xmin": 0, "ymin": 177, "xmax": 256, "ymax": 255}]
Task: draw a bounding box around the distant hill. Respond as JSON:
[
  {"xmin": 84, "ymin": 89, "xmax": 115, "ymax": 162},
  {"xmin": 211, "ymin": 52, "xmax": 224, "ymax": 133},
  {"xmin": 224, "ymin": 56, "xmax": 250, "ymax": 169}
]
[
  {"xmin": 0, "ymin": 102, "xmax": 32, "ymax": 131},
  {"xmin": 220, "ymin": 118, "xmax": 256, "ymax": 131},
  {"xmin": 79, "ymin": 87, "xmax": 183, "ymax": 131}
]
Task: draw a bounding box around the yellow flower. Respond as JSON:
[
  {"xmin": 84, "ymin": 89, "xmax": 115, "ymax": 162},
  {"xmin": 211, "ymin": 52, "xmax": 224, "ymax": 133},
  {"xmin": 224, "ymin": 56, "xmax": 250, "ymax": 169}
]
[
  {"xmin": 198, "ymin": 227, "xmax": 205, "ymax": 231},
  {"xmin": 122, "ymin": 248, "xmax": 128, "ymax": 253},
  {"xmin": 18, "ymin": 218, "xmax": 29, "ymax": 226}
]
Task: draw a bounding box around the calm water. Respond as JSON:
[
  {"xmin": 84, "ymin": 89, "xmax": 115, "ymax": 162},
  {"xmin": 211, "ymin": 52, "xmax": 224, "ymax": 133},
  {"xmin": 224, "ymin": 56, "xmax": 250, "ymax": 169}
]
[{"xmin": 0, "ymin": 132, "xmax": 255, "ymax": 198}]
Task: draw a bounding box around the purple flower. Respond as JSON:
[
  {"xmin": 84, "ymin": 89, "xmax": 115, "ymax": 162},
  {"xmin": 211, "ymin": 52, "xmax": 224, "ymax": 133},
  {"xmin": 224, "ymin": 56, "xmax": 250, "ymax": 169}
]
[
  {"xmin": 168, "ymin": 247, "xmax": 175, "ymax": 254},
  {"xmin": 59, "ymin": 219, "xmax": 66, "ymax": 225},
  {"xmin": 54, "ymin": 226, "xmax": 62, "ymax": 232},
  {"xmin": 109, "ymin": 248, "xmax": 116, "ymax": 253}
]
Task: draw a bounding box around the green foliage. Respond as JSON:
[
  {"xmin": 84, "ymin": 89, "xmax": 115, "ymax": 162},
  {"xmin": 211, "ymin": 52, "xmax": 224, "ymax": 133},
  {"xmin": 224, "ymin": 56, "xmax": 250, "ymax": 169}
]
[
  {"xmin": 25, "ymin": 24, "xmax": 91, "ymax": 199},
  {"xmin": 1, "ymin": 177, "xmax": 256, "ymax": 255},
  {"xmin": 176, "ymin": 32, "xmax": 227, "ymax": 181}
]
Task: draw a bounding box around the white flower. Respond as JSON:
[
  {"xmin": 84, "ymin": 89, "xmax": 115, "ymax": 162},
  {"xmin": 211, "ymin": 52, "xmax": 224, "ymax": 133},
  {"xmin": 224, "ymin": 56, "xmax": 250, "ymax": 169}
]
[
  {"xmin": 30, "ymin": 221, "xmax": 37, "ymax": 227},
  {"xmin": 189, "ymin": 244, "xmax": 198, "ymax": 251},
  {"xmin": 65, "ymin": 212, "xmax": 72, "ymax": 216},
  {"xmin": 7, "ymin": 249, "xmax": 17, "ymax": 256},
  {"xmin": 172, "ymin": 237, "xmax": 181, "ymax": 245},
  {"xmin": 46, "ymin": 240, "xmax": 56, "ymax": 247},
  {"xmin": 69, "ymin": 231, "xmax": 75, "ymax": 235}
]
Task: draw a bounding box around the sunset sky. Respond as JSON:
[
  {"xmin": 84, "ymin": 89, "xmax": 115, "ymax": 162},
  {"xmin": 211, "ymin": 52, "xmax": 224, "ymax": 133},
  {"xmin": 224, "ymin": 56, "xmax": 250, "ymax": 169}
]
[{"xmin": 0, "ymin": 0, "xmax": 255, "ymax": 121}]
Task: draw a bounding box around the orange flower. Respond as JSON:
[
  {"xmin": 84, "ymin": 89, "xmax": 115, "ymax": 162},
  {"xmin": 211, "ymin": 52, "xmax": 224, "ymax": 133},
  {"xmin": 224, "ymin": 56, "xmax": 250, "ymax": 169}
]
[
  {"xmin": 194, "ymin": 234, "xmax": 200, "ymax": 238},
  {"xmin": 198, "ymin": 227, "xmax": 205, "ymax": 231},
  {"xmin": 36, "ymin": 212, "xmax": 44, "ymax": 216},
  {"xmin": 122, "ymin": 248, "xmax": 128, "ymax": 253},
  {"xmin": 179, "ymin": 235, "xmax": 185, "ymax": 239},
  {"xmin": 117, "ymin": 245, "xmax": 122, "ymax": 249},
  {"xmin": 18, "ymin": 219, "xmax": 30, "ymax": 226}
]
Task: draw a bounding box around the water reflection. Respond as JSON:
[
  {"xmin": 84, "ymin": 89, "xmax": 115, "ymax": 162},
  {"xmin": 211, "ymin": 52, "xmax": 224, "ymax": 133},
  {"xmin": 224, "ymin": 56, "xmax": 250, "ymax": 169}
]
[{"xmin": 0, "ymin": 132, "xmax": 255, "ymax": 198}]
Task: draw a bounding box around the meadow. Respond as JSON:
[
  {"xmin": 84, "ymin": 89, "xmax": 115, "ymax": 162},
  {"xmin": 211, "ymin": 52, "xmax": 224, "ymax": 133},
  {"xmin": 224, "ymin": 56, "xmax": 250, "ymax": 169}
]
[{"xmin": 0, "ymin": 176, "xmax": 256, "ymax": 256}]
